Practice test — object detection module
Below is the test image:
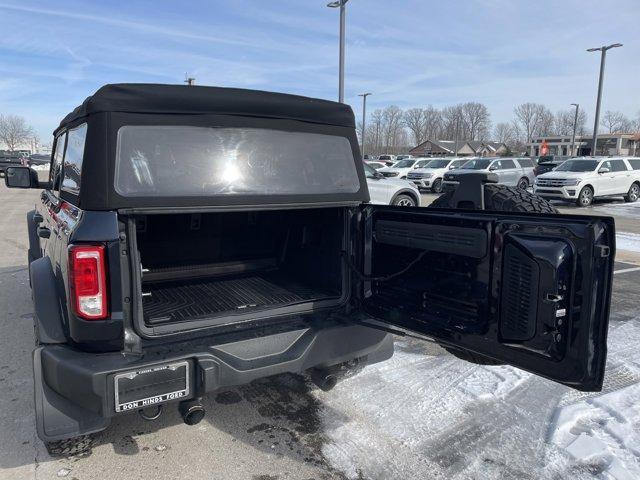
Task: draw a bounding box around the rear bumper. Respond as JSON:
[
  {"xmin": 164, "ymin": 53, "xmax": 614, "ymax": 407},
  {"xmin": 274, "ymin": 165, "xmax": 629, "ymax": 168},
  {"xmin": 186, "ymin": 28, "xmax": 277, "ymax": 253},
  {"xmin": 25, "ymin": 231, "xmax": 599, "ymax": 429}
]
[{"xmin": 34, "ymin": 324, "xmax": 393, "ymax": 441}]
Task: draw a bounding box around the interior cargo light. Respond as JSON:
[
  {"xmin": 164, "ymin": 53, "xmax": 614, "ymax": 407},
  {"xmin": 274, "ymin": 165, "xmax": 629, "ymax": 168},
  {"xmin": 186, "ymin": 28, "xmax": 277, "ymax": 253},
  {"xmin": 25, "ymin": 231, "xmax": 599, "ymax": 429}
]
[{"xmin": 69, "ymin": 245, "xmax": 108, "ymax": 320}]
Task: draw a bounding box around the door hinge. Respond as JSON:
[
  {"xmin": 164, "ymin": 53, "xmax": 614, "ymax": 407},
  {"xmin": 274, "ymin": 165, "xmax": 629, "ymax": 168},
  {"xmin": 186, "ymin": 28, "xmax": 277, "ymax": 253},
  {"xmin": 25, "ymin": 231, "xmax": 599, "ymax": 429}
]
[{"xmin": 596, "ymin": 245, "xmax": 610, "ymax": 258}]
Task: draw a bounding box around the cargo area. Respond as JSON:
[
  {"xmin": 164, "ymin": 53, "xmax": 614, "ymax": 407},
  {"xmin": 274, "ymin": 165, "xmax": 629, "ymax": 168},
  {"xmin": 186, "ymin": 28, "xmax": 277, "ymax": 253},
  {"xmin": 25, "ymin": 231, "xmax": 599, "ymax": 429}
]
[{"xmin": 134, "ymin": 208, "xmax": 347, "ymax": 328}]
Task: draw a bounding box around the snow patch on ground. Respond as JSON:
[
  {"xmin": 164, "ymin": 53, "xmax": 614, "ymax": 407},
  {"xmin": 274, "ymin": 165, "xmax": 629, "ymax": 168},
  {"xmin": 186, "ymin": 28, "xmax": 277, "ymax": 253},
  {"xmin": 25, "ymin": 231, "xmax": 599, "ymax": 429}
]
[
  {"xmin": 591, "ymin": 201, "xmax": 640, "ymax": 219},
  {"xmin": 318, "ymin": 320, "xmax": 640, "ymax": 480},
  {"xmin": 551, "ymin": 383, "xmax": 640, "ymax": 480},
  {"xmin": 616, "ymin": 232, "xmax": 640, "ymax": 253}
]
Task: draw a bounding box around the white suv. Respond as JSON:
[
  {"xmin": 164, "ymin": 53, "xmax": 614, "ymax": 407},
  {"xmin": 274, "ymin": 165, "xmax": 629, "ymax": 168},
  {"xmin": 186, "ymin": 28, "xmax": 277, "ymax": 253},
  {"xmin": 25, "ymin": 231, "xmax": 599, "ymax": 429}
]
[
  {"xmin": 533, "ymin": 157, "xmax": 640, "ymax": 207},
  {"xmin": 377, "ymin": 158, "xmax": 431, "ymax": 180},
  {"xmin": 363, "ymin": 163, "xmax": 421, "ymax": 206},
  {"xmin": 406, "ymin": 157, "xmax": 469, "ymax": 193}
]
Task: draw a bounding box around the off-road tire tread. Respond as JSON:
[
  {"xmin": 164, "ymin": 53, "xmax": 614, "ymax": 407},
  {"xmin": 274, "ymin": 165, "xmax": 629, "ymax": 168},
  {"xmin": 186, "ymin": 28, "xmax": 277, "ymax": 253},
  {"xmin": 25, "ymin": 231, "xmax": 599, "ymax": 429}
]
[{"xmin": 429, "ymin": 184, "xmax": 559, "ymax": 214}]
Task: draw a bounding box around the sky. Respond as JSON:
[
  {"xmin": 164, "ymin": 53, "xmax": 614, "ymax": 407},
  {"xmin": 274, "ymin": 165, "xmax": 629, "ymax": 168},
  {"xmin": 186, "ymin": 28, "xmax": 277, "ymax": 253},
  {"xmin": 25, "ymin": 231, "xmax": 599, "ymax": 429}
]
[{"xmin": 0, "ymin": 0, "xmax": 638, "ymax": 144}]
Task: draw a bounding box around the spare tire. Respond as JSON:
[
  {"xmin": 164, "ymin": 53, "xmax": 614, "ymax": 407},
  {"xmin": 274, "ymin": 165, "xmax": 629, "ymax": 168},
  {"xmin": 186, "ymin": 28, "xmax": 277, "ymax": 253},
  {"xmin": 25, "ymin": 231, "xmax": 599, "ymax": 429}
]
[
  {"xmin": 429, "ymin": 183, "xmax": 559, "ymax": 214},
  {"xmin": 430, "ymin": 184, "xmax": 558, "ymax": 365}
]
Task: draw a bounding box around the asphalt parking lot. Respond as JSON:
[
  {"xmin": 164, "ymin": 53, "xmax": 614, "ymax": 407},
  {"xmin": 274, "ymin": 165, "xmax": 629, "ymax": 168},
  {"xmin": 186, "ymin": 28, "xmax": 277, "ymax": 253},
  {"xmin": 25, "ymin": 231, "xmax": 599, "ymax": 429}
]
[{"xmin": 1, "ymin": 187, "xmax": 639, "ymax": 480}]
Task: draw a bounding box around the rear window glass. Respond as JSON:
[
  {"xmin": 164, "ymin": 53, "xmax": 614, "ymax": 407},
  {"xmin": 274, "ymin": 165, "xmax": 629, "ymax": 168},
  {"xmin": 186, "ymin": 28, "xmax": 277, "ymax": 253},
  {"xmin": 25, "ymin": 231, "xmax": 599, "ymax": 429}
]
[
  {"xmin": 62, "ymin": 123, "xmax": 87, "ymax": 196},
  {"xmin": 610, "ymin": 160, "xmax": 628, "ymax": 172},
  {"xmin": 518, "ymin": 158, "xmax": 533, "ymax": 167},
  {"xmin": 628, "ymin": 159, "xmax": 640, "ymax": 170},
  {"xmin": 499, "ymin": 159, "xmax": 516, "ymax": 169},
  {"xmin": 115, "ymin": 126, "xmax": 360, "ymax": 197}
]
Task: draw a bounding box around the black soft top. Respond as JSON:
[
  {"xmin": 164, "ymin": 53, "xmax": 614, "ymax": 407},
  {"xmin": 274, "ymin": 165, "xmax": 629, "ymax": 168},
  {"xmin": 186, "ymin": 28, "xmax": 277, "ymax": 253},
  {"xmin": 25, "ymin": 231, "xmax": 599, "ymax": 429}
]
[{"xmin": 57, "ymin": 83, "xmax": 355, "ymax": 133}]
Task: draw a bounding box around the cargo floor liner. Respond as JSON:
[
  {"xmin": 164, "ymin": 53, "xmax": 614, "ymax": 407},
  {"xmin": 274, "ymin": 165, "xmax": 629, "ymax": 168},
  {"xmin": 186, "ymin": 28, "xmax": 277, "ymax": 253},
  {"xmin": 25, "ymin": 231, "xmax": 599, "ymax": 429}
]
[{"xmin": 142, "ymin": 272, "xmax": 337, "ymax": 325}]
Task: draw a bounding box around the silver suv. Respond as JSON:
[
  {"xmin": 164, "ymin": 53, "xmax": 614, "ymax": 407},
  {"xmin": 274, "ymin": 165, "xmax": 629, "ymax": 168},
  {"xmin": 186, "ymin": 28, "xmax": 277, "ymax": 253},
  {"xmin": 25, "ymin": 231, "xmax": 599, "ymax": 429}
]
[
  {"xmin": 443, "ymin": 157, "xmax": 536, "ymax": 191},
  {"xmin": 407, "ymin": 157, "xmax": 469, "ymax": 193}
]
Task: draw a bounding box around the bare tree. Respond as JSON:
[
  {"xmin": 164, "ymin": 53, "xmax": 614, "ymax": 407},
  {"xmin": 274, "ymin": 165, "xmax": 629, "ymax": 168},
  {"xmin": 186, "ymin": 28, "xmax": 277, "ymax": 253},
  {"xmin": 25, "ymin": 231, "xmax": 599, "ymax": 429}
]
[
  {"xmin": 382, "ymin": 106, "xmax": 404, "ymax": 153},
  {"xmin": 440, "ymin": 105, "xmax": 464, "ymax": 141},
  {"xmin": 461, "ymin": 102, "xmax": 491, "ymax": 140},
  {"xmin": 600, "ymin": 110, "xmax": 632, "ymax": 133},
  {"xmin": 403, "ymin": 108, "xmax": 426, "ymax": 146},
  {"xmin": 513, "ymin": 103, "xmax": 554, "ymax": 143},
  {"xmin": 422, "ymin": 106, "xmax": 443, "ymax": 141},
  {"xmin": 538, "ymin": 107, "xmax": 555, "ymax": 136},
  {"xmin": 0, "ymin": 114, "xmax": 34, "ymax": 151},
  {"xmin": 555, "ymin": 109, "xmax": 588, "ymax": 136},
  {"xmin": 493, "ymin": 122, "xmax": 516, "ymax": 146}
]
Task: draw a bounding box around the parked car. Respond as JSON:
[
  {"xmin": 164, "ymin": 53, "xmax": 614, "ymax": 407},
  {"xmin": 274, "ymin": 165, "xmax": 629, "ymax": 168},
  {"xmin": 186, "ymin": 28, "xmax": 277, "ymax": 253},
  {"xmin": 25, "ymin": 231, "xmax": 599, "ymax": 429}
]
[
  {"xmin": 377, "ymin": 158, "xmax": 431, "ymax": 179},
  {"xmin": 395, "ymin": 154, "xmax": 414, "ymax": 161},
  {"xmin": 364, "ymin": 161, "xmax": 386, "ymax": 170},
  {"xmin": 364, "ymin": 162, "xmax": 421, "ymax": 206},
  {"xmin": 0, "ymin": 153, "xmax": 24, "ymax": 173},
  {"xmin": 377, "ymin": 154, "xmax": 396, "ymax": 166},
  {"xmin": 534, "ymin": 155, "xmax": 572, "ymax": 176},
  {"xmin": 533, "ymin": 157, "xmax": 640, "ymax": 206},
  {"xmin": 443, "ymin": 157, "xmax": 536, "ymax": 191},
  {"xmin": 407, "ymin": 157, "xmax": 469, "ymax": 193},
  {"xmin": 3, "ymin": 83, "xmax": 615, "ymax": 456}
]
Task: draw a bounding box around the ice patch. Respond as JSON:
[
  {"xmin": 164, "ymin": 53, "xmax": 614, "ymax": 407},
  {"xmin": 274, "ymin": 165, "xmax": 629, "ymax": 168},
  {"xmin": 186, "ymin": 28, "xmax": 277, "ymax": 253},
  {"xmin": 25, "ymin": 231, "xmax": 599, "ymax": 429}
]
[{"xmin": 616, "ymin": 232, "xmax": 640, "ymax": 253}]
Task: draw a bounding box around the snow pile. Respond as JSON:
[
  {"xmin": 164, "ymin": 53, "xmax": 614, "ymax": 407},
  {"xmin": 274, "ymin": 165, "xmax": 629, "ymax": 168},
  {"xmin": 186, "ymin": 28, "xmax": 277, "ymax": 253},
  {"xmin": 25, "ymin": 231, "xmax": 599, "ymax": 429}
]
[
  {"xmin": 551, "ymin": 383, "xmax": 640, "ymax": 480},
  {"xmin": 30, "ymin": 164, "xmax": 50, "ymax": 171},
  {"xmin": 616, "ymin": 232, "xmax": 640, "ymax": 253}
]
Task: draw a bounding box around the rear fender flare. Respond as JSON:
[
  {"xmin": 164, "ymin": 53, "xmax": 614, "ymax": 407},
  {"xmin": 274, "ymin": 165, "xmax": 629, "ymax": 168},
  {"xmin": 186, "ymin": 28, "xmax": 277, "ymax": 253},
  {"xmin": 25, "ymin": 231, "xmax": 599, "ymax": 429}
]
[
  {"xmin": 390, "ymin": 189, "xmax": 419, "ymax": 206},
  {"xmin": 30, "ymin": 257, "xmax": 66, "ymax": 344}
]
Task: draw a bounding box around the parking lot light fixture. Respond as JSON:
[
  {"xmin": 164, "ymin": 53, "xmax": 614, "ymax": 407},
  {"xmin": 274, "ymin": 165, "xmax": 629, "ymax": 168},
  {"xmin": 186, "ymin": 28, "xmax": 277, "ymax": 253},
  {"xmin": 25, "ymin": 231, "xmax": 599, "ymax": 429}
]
[
  {"xmin": 358, "ymin": 92, "xmax": 371, "ymax": 156},
  {"xmin": 587, "ymin": 43, "xmax": 623, "ymax": 155},
  {"xmin": 327, "ymin": 0, "xmax": 350, "ymax": 103},
  {"xmin": 570, "ymin": 103, "xmax": 579, "ymax": 156}
]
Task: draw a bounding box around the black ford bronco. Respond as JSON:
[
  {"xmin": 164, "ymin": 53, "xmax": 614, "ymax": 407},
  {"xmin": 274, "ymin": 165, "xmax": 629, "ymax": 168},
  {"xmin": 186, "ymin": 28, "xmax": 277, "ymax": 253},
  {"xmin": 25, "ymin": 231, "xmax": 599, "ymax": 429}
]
[{"xmin": 4, "ymin": 84, "xmax": 614, "ymax": 455}]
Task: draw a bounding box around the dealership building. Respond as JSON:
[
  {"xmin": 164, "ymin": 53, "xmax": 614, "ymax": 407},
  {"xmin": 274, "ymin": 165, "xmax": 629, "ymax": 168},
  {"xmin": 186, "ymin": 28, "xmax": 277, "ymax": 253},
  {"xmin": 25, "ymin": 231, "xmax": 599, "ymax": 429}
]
[{"xmin": 528, "ymin": 133, "xmax": 640, "ymax": 157}]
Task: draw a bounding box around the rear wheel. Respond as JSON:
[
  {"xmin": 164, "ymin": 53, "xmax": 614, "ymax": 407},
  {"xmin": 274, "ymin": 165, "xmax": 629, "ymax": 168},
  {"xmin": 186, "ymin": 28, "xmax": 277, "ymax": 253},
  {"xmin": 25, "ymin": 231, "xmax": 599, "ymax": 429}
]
[
  {"xmin": 431, "ymin": 178, "xmax": 443, "ymax": 193},
  {"xmin": 577, "ymin": 186, "xmax": 594, "ymax": 207},
  {"xmin": 624, "ymin": 183, "xmax": 639, "ymax": 203},
  {"xmin": 392, "ymin": 194, "xmax": 416, "ymax": 207},
  {"xmin": 517, "ymin": 177, "xmax": 529, "ymax": 190},
  {"xmin": 430, "ymin": 184, "xmax": 558, "ymax": 365}
]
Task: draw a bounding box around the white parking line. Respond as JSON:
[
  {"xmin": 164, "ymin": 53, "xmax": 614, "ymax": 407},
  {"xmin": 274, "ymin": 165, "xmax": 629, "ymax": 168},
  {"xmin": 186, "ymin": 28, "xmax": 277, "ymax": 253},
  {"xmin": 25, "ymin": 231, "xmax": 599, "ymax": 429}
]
[{"xmin": 614, "ymin": 267, "xmax": 640, "ymax": 275}]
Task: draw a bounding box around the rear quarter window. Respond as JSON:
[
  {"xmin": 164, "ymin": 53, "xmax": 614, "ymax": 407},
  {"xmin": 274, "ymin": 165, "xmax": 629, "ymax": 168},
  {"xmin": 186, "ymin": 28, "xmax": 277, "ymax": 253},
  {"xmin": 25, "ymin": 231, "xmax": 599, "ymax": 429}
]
[
  {"xmin": 62, "ymin": 123, "xmax": 88, "ymax": 196},
  {"xmin": 628, "ymin": 159, "xmax": 640, "ymax": 170},
  {"xmin": 518, "ymin": 158, "xmax": 533, "ymax": 167}
]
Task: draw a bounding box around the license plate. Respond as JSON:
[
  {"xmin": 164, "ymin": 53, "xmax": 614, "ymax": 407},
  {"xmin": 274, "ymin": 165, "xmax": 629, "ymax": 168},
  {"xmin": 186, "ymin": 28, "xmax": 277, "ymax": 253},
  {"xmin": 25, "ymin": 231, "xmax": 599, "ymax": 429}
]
[{"xmin": 114, "ymin": 361, "xmax": 190, "ymax": 413}]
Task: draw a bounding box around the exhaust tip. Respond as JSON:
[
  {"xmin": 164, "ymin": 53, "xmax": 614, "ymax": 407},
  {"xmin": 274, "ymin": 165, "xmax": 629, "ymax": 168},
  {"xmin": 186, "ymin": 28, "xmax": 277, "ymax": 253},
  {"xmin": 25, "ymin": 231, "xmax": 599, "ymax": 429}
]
[
  {"xmin": 310, "ymin": 369, "xmax": 338, "ymax": 392},
  {"xmin": 179, "ymin": 399, "xmax": 205, "ymax": 426}
]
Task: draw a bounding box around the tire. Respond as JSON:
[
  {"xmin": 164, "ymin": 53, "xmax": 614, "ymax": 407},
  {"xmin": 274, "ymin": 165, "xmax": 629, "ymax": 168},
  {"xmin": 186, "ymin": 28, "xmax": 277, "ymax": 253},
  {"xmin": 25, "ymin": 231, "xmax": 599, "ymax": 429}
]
[
  {"xmin": 431, "ymin": 178, "xmax": 443, "ymax": 193},
  {"xmin": 624, "ymin": 182, "xmax": 640, "ymax": 203},
  {"xmin": 429, "ymin": 183, "xmax": 559, "ymax": 214},
  {"xmin": 392, "ymin": 193, "xmax": 416, "ymax": 207},
  {"xmin": 430, "ymin": 183, "xmax": 558, "ymax": 365},
  {"xmin": 516, "ymin": 177, "xmax": 529, "ymax": 190},
  {"xmin": 576, "ymin": 186, "xmax": 594, "ymax": 207},
  {"xmin": 45, "ymin": 435, "xmax": 95, "ymax": 457}
]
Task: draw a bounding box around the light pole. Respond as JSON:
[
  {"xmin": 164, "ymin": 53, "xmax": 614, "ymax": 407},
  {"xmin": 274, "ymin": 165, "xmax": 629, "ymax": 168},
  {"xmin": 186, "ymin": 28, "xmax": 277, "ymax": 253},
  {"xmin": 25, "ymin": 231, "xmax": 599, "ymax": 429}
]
[
  {"xmin": 587, "ymin": 43, "xmax": 622, "ymax": 155},
  {"xmin": 327, "ymin": 0, "xmax": 349, "ymax": 103},
  {"xmin": 358, "ymin": 92, "xmax": 371, "ymax": 156},
  {"xmin": 570, "ymin": 103, "xmax": 579, "ymax": 156}
]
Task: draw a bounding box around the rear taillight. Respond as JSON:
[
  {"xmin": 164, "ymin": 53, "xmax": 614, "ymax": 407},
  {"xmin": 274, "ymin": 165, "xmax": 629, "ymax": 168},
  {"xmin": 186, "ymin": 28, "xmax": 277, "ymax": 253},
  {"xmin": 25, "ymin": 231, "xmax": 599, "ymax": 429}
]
[{"xmin": 69, "ymin": 245, "xmax": 108, "ymax": 320}]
